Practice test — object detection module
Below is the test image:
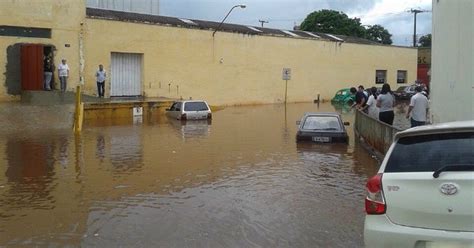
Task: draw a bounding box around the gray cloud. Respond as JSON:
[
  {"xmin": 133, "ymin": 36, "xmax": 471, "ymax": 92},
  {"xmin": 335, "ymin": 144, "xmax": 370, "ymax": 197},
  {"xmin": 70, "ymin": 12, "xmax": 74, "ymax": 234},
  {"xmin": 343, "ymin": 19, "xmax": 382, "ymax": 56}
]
[{"xmin": 111, "ymin": 0, "xmax": 431, "ymax": 46}]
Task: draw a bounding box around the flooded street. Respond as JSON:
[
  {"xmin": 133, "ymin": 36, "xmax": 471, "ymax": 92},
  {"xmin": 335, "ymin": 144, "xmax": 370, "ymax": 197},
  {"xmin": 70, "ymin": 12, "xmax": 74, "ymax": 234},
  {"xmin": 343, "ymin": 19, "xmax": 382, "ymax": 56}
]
[{"xmin": 0, "ymin": 103, "xmax": 379, "ymax": 247}]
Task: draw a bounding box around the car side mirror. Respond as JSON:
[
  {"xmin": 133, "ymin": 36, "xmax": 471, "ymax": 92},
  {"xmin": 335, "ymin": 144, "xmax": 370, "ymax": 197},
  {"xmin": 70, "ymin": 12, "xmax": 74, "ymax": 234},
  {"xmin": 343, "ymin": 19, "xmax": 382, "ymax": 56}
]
[
  {"xmin": 296, "ymin": 121, "xmax": 301, "ymax": 125},
  {"xmin": 343, "ymin": 122, "xmax": 350, "ymax": 126}
]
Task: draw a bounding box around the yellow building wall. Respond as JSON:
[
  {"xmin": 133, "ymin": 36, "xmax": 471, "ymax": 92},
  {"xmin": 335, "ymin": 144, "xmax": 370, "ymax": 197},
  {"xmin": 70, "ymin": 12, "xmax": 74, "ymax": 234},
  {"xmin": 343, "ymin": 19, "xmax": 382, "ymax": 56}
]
[
  {"xmin": 83, "ymin": 18, "xmax": 417, "ymax": 106},
  {"xmin": 0, "ymin": 1, "xmax": 417, "ymax": 105},
  {"xmin": 0, "ymin": 0, "xmax": 86, "ymax": 101}
]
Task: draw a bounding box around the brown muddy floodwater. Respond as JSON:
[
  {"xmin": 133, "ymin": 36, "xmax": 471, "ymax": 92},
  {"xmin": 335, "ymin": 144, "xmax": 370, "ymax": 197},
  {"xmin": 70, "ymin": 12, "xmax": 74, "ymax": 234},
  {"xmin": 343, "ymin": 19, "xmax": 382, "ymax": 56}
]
[{"xmin": 0, "ymin": 103, "xmax": 379, "ymax": 247}]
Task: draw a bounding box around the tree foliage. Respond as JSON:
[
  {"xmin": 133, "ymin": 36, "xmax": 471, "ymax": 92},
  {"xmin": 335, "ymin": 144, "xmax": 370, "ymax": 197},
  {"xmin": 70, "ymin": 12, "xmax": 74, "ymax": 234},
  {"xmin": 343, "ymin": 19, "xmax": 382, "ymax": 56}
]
[
  {"xmin": 418, "ymin": 34, "xmax": 431, "ymax": 47},
  {"xmin": 366, "ymin": 25, "xmax": 392, "ymax": 45},
  {"xmin": 300, "ymin": 9, "xmax": 366, "ymax": 38},
  {"xmin": 300, "ymin": 9, "xmax": 392, "ymax": 45}
]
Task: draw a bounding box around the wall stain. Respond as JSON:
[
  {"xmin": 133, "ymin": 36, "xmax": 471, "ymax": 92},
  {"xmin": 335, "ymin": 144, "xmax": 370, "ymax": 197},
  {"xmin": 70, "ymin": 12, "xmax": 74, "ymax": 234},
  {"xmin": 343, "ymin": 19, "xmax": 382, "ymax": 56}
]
[{"xmin": 5, "ymin": 43, "xmax": 22, "ymax": 95}]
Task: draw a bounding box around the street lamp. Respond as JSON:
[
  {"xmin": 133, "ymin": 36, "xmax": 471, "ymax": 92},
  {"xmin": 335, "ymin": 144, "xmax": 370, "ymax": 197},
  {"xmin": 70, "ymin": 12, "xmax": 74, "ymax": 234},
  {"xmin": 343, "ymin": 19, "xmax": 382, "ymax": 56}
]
[{"xmin": 212, "ymin": 4, "xmax": 246, "ymax": 37}]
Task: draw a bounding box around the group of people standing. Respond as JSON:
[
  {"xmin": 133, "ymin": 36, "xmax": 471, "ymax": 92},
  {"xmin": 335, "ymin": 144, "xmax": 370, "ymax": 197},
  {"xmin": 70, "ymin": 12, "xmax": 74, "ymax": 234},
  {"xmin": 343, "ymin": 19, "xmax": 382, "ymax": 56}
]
[
  {"xmin": 351, "ymin": 83, "xmax": 429, "ymax": 128},
  {"xmin": 43, "ymin": 57, "xmax": 69, "ymax": 92},
  {"xmin": 43, "ymin": 58, "xmax": 107, "ymax": 98}
]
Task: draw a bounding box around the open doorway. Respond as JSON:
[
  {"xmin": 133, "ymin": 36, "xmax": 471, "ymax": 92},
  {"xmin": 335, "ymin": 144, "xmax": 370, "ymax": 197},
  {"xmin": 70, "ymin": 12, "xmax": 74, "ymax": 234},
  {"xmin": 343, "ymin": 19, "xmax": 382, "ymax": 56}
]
[
  {"xmin": 20, "ymin": 44, "xmax": 55, "ymax": 91},
  {"xmin": 43, "ymin": 46, "xmax": 55, "ymax": 90}
]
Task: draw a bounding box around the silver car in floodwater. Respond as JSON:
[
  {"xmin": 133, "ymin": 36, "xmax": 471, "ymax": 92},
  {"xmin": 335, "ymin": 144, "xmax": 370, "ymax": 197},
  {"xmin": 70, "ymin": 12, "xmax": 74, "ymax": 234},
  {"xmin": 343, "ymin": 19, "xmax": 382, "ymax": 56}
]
[
  {"xmin": 166, "ymin": 100, "xmax": 212, "ymax": 120},
  {"xmin": 296, "ymin": 112, "xmax": 349, "ymax": 143}
]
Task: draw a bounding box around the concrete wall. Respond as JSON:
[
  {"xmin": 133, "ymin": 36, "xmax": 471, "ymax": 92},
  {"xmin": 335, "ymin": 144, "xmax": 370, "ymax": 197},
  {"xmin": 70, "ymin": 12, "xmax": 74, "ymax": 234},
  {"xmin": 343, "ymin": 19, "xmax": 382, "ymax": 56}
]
[
  {"xmin": 431, "ymin": 0, "xmax": 474, "ymax": 123},
  {"xmin": 0, "ymin": 0, "xmax": 86, "ymax": 101},
  {"xmin": 82, "ymin": 18, "xmax": 417, "ymax": 105},
  {"xmin": 1, "ymin": 0, "xmax": 417, "ymax": 106}
]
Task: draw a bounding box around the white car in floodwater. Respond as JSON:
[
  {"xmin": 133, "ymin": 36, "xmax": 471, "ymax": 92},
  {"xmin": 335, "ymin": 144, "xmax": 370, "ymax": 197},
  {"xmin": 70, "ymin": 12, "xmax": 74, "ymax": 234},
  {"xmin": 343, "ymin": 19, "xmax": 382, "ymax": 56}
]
[
  {"xmin": 364, "ymin": 120, "xmax": 474, "ymax": 247},
  {"xmin": 166, "ymin": 100, "xmax": 212, "ymax": 120}
]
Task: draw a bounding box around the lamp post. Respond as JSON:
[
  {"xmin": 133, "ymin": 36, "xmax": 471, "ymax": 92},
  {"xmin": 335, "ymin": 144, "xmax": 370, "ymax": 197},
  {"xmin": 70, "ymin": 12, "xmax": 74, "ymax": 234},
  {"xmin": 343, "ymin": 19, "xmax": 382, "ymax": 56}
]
[{"xmin": 212, "ymin": 4, "xmax": 246, "ymax": 37}]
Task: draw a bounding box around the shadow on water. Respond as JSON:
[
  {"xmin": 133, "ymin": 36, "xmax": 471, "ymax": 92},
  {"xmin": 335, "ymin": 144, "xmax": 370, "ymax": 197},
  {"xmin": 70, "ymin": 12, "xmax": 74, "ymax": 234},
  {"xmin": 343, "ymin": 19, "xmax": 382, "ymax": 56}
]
[{"xmin": 0, "ymin": 103, "xmax": 378, "ymax": 247}]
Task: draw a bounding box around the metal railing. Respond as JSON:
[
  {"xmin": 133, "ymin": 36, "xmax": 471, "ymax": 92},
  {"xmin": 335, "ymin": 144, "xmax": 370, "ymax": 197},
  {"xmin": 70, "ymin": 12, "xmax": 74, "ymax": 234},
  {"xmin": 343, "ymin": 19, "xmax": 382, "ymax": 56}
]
[{"xmin": 354, "ymin": 110, "xmax": 402, "ymax": 155}]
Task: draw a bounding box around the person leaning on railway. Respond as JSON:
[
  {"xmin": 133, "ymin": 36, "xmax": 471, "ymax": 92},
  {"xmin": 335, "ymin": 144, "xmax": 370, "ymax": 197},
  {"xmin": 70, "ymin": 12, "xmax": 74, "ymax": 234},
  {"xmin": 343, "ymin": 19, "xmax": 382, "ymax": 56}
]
[
  {"xmin": 362, "ymin": 86, "xmax": 379, "ymax": 119},
  {"xmin": 350, "ymin": 86, "xmax": 367, "ymax": 110},
  {"xmin": 376, "ymin": 83, "xmax": 395, "ymax": 125}
]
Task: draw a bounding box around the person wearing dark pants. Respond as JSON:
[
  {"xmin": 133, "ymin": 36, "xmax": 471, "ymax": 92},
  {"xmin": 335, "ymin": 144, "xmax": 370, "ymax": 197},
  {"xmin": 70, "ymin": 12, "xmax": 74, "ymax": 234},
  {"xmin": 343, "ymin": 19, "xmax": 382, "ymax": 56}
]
[
  {"xmin": 377, "ymin": 83, "xmax": 395, "ymax": 126},
  {"xmin": 96, "ymin": 64, "xmax": 106, "ymax": 98},
  {"xmin": 406, "ymin": 86, "xmax": 429, "ymax": 128}
]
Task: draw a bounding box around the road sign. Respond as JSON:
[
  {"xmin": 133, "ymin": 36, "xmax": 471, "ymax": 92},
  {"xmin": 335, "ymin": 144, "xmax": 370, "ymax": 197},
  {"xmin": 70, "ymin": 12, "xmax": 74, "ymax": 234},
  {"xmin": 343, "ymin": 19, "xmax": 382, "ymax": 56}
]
[{"xmin": 282, "ymin": 68, "xmax": 291, "ymax": 80}]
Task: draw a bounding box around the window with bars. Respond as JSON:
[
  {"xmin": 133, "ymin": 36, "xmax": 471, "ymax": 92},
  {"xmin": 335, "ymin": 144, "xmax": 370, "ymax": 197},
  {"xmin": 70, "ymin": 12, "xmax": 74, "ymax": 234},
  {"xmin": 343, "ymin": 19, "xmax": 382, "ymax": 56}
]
[
  {"xmin": 397, "ymin": 70, "xmax": 407, "ymax": 84},
  {"xmin": 375, "ymin": 70, "xmax": 387, "ymax": 84}
]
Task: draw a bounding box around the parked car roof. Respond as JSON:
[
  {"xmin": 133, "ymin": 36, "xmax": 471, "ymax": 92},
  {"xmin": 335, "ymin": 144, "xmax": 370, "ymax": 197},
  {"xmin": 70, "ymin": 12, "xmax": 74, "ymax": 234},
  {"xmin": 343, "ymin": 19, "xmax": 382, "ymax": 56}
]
[
  {"xmin": 395, "ymin": 120, "xmax": 474, "ymax": 139},
  {"xmin": 303, "ymin": 112, "xmax": 341, "ymax": 117}
]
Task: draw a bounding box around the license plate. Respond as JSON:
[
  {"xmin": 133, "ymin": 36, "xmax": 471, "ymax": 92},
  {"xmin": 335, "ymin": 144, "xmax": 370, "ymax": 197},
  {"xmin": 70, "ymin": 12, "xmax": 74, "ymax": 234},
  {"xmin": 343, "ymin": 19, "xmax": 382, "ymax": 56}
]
[{"xmin": 312, "ymin": 136, "xmax": 330, "ymax": 143}]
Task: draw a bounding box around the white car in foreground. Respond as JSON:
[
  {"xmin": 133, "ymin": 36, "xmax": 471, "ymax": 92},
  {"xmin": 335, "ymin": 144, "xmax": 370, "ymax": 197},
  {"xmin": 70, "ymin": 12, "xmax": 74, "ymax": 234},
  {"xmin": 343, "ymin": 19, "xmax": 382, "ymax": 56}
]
[{"xmin": 364, "ymin": 120, "xmax": 474, "ymax": 248}]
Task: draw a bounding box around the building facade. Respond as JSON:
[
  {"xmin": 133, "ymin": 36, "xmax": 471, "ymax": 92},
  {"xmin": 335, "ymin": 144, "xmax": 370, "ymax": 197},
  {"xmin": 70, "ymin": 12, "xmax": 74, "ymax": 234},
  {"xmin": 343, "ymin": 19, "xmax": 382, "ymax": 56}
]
[
  {"xmin": 431, "ymin": 0, "xmax": 473, "ymax": 123},
  {"xmin": 1, "ymin": 0, "xmax": 417, "ymax": 105}
]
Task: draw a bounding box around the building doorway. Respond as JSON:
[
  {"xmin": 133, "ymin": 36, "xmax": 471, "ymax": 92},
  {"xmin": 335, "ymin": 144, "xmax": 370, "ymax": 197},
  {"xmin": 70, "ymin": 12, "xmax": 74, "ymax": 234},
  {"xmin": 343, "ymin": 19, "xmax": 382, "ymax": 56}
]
[
  {"xmin": 110, "ymin": 52, "xmax": 143, "ymax": 97},
  {"xmin": 20, "ymin": 44, "xmax": 55, "ymax": 91}
]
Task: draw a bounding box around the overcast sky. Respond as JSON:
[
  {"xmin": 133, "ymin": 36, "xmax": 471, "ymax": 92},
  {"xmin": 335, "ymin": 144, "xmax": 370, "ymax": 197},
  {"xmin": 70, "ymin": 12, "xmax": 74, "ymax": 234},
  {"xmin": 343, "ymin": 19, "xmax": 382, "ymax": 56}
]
[{"xmin": 159, "ymin": 0, "xmax": 432, "ymax": 46}]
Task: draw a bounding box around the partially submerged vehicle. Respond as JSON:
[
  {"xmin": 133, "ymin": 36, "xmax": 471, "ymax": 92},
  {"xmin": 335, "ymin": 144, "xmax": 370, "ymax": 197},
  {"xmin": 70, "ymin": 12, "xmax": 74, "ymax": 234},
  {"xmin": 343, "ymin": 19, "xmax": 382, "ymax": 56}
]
[
  {"xmin": 296, "ymin": 113, "xmax": 349, "ymax": 143},
  {"xmin": 166, "ymin": 100, "xmax": 212, "ymax": 120},
  {"xmin": 331, "ymin": 88, "xmax": 355, "ymax": 104}
]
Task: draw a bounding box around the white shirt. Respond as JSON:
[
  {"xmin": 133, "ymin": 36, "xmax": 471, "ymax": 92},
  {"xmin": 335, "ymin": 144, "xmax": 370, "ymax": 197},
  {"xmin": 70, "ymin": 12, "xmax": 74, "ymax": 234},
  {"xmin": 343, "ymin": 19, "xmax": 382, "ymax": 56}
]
[
  {"xmin": 366, "ymin": 95, "xmax": 379, "ymax": 119},
  {"xmin": 96, "ymin": 69, "xmax": 107, "ymax": 83},
  {"xmin": 377, "ymin": 93, "xmax": 395, "ymax": 112},
  {"xmin": 58, "ymin": 63, "xmax": 69, "ymax": 77},
  {"xmin": 409, "ymin": 92, "xmax": 429, "ymax": 122}
]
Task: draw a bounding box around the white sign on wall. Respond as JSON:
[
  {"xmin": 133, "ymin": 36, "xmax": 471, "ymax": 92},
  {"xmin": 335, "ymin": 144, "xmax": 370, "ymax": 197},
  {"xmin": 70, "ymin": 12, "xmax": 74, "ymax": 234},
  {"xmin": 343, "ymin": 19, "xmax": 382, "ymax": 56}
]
[
  {"xmin": 282, "ymin": 68, "xmax": 291, "ymax": 80},
  {"xmin": 133, "ymin": 106, "xmax": 143, "ymax": 116}
]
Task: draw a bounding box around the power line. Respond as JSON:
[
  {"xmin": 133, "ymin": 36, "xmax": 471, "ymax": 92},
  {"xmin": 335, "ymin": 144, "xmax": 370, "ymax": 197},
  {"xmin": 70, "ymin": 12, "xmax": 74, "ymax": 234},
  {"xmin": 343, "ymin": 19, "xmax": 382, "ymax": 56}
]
[
  {"xmin": 258, "ymin": 19, "xmax": 269, "ymax": 27},
  {"xmin": 408, "ymin": 8, "xmax": 430, "ymax": 47}
]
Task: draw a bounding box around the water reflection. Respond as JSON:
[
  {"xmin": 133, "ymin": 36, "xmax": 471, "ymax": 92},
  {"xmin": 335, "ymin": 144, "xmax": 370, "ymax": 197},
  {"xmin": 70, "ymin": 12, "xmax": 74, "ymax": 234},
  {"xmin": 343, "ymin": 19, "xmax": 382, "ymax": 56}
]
[
  {"xmin": 3, "ymin": 137, "xmax": 57, "ymax": 209},
  {"xmin": 168, "ymin": 119, "xmax": 212, "ymax": 141},
  {"xmin": 0, "ymin": 103, "xmax": 378, "ymax": 247}
]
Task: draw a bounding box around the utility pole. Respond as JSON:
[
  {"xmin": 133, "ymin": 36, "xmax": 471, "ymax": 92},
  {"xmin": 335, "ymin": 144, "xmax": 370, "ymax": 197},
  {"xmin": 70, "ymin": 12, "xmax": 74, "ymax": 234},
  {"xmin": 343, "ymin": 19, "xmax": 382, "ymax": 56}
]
[
  {"xmin": 409, "ymin": 9, "xmax": 429, "ymax": 47},
  {"xmin": 258, "ymin": 19, "xmax": 269, "ymax": 27}
]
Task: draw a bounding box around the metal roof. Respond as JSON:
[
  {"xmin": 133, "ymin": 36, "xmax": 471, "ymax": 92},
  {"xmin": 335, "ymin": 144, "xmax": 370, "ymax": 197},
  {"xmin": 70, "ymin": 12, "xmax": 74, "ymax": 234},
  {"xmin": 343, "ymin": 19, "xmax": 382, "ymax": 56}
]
[{"xmin": 86, "ymin": 8, "xmax": 383, "ymax": 45}]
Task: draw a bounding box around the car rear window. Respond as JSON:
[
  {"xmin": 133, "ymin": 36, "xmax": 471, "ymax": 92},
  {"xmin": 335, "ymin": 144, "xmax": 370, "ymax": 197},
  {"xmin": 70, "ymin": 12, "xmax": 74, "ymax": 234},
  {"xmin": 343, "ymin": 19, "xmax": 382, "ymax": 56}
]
[
  {"xmin": 302, "ymin": 116, "xmax": 341, "ymax": 131},
  {"xmin": 385, "ymin": 132, "xmax": 474, "ymax": 172},
  {"xmin": 184, "ymin": 102, "xmax": 209, "ymax": 111}
]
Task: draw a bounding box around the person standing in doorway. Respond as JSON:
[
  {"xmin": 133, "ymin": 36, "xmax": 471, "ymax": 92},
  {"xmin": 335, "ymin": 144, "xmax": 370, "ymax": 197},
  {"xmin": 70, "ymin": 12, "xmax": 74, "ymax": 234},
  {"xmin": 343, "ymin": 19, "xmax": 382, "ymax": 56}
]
[
  {"xmin": 377, "ymin": 83, "xmax": 395, "ymax": 125},
  {"xmin": 406, "ymin": 86, "xmax": 429, "ymax": 127},
  {"xmin": 96, "ymin": 64, "xmax": 106, "ymax": 97},
  {"xmin": 58, "ymin": 59, "xmax": 69, "ymax": 92},
  {"xmin": 43, "ymin": 54, "xmax": 53, "ymax": 90}
]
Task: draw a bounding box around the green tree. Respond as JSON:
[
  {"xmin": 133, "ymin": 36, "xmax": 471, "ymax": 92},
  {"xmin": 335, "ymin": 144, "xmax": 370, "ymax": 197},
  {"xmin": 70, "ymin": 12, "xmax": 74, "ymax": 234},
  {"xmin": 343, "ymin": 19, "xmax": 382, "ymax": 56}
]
[
  {"xmin": 418, "ymin": 34, "xmax": 431, "ymax": 47},
  {"xmin": 300, "ymin": 9, "xmax": 366, "ymax": 38},
  {"xmin": 366, "ymin": 25, "xmax": 393, "ymax": 44}
]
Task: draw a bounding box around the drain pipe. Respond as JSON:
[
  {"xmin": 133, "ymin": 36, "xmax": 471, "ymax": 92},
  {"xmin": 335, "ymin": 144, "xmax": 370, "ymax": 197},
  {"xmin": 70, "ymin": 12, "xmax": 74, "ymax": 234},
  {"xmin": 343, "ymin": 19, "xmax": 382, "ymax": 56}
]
[{"xmin": 79, "ymin": 22, "xmax": 85, "ymax": 85}]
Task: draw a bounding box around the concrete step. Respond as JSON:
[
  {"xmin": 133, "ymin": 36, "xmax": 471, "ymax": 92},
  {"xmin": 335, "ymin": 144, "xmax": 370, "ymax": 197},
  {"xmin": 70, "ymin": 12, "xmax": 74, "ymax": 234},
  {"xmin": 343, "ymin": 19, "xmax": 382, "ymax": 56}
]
[
  {"xmin": 0, "ymin": 103, "xmax": 75, "ymax": 134},
  {"xmin": 21, "ymin": 90, "xmax": 98, "ymax": 105}
]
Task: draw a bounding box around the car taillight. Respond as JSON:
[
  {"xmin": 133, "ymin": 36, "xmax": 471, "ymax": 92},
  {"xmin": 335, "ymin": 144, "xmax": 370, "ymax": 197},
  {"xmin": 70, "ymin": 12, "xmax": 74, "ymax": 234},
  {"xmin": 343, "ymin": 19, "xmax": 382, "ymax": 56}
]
[
  {"xmin": 207, "ymin": 113, "xmax": 212, "ymax": 119},
  {"xmin": 365, "ymin": 173, "xmax": 386, "ymax": 215},
  {"xmin": 180, "ymin": 113, "xmax": 187, "ymax": 120}
]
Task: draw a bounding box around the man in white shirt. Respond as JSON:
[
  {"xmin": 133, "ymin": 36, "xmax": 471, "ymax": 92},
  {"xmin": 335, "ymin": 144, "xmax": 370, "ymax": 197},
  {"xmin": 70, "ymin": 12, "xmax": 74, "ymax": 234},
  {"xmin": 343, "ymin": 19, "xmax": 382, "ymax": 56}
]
[
  {"xmin": 406, "ymin": 86, "xmax": 429, "ymax": 127},
  {"xmin": 57, "ymin": 59, "xmax": 69, "ymax": 92},
  {"xmin": 96, "ymin": 64, "xmax": 107, "ymax": 97}
]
